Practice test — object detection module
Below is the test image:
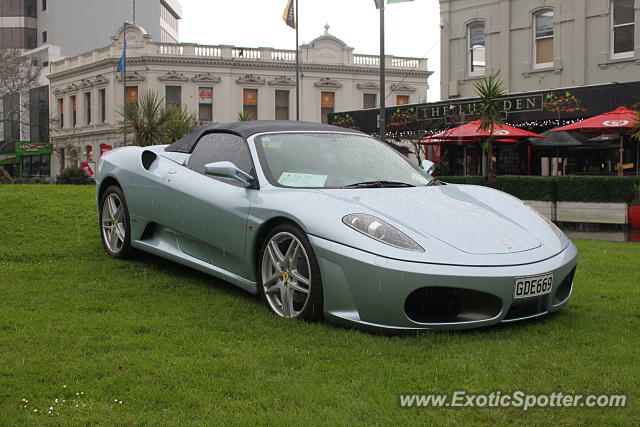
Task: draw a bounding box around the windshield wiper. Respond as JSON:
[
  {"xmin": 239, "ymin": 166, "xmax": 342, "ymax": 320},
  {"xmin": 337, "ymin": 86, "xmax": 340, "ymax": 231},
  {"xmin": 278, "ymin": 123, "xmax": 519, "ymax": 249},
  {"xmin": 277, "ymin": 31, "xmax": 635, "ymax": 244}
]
[{"xmin": 344, "ymin": 180, "xmax": 415, "ymax": 188}]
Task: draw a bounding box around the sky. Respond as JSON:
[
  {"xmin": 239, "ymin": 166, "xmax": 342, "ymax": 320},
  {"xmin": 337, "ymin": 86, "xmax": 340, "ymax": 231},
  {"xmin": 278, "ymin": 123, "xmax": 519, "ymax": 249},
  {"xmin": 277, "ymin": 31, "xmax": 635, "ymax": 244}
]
[{"xmin": 178, "ymin": 0, "xmax": 441, "ymax": 101}]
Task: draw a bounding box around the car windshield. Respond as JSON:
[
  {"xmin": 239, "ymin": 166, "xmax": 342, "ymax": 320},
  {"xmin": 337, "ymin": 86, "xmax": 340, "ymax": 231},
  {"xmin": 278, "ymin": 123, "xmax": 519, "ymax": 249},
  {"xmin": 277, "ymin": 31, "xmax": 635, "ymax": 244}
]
[{"xmin": 255, "ymin": 132, "xmax": 433, "ymax": 188}]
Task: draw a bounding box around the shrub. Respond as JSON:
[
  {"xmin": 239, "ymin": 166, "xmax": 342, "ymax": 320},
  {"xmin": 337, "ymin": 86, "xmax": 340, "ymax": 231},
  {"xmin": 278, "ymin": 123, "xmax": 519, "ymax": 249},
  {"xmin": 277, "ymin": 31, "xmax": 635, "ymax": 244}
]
[
  {"xmin": 437, "ymin": 176, "xmax": 486, "ymax": 186},
  {"xmin": 437, "ymin": 175, "xmax": 637, "ymax": 203},
  {"xmin": 494, "ymin": 176, "xmax": 557, "ymax": 202},
  {"xmin": 555, "ymin": 176, "xmax": 637, "ymax": 204},
  {"xmin": 56, "ymin": 167, "xmax": 95, "ymax": 185}
]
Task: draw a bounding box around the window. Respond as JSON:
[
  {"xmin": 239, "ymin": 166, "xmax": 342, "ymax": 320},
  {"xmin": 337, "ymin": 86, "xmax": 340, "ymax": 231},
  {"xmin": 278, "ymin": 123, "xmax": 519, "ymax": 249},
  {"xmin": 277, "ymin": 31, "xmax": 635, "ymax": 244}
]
[
  {"xmin": 98, "ymin": 89, "xmax": 106, "ymax": 123},
  {"xmin": 243, "ymin": 89, "xmax": 258, "ymax": 120},
  {"xmin": 396, "ymin": 95, "xmax": 410, "ymax": 105},
  {"xmin": 126, "ymin": 86, "xmax": 138, "ymax": 104},
  {"xmin": 84, "ymin": 92, "xmax": 91, "ymax": 125},
  {"xmin": 57, "ymin": 98, "xmax": 64, "ymax": 128},
  {"xmin": 186, "ymin": 133, "xmax": 254, "ymax": 186},
  {"xmin": 161, "ymin": 3, "xmax": 179, "ymax": 31},
  {"xmin": 534, "ymin": 10, "xmax": 554, "ymax": 67},
  {"xmin": 275, "ymin": 90, "xmax": 289, "ymax": 120},
  {"xmin": 3, "ymin": 92, "xmax": 20, "ymax": 141},
  {"xmin": 320, "ymin": 92, "xmax": 334, "ymax": 124},
  {"xmin": 165, "ymin": 86, "xmax": 181, "ymax": 107},
  {"xmin": 468, "ymin": 22, "xmax": 485, "ymax": 76},
  {"xmin": 42, "ymin": 30, "xmax": 47, "ymax": 43},
  {"xmin": 70, "ymin": 95, "xmax": 77, "ymax": 127},
  {"xmin": 160, "ymin": 28, "xmax": 178, "ymax": 43},
  {"xmin": 198, "ymin": 87, "xmax": 213, "ymax": 121},
  {"xmin": 611, "ymin": 0, "xmax": 635, "ymax": 58},
  {"xmin": 363, "ymin": 93, "xmax": 377, "ymax": 109},
  {"xmin": 22, "ymin": 154, "xmax": 50, "ymax": 178},
  {"xmin": 42, "ymin": 0, "xmax": 46, "ymax": 11}
]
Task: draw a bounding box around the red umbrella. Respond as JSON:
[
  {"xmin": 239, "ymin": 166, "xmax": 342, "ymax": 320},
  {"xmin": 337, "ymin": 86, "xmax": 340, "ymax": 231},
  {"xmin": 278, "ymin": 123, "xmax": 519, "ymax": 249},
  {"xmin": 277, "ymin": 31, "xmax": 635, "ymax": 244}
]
[
  {"xmin": 423, "ymin": 119, "xmax": 544, "ymax": 142},
  {"xmin": 550, "ymin": 107, "xmax": 638, "ymax": 135},
  {"xmin": 419, "ymin": 121, "xmax": 543, "ymax": 176},
  {"xmin": 420, "ymin": 136, "xmax": 520, "ymax": 145},
  {"xmin": 550, "ymin": 107, "xmax": 639, "ymax": 176}
]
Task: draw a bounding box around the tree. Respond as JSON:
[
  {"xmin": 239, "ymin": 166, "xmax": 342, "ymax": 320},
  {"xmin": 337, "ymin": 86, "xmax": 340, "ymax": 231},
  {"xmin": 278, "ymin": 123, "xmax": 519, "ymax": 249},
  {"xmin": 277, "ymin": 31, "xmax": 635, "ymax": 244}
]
[
  {"xmin": 0, "ymin": 49, "xmax": 42, "ymax": 181},
  {"xmin": 236, "ymin": 111, "xmax": 253, "ymax": 121},
  {"xmin": 473, "ymin": 74, "xmax": 506, "ymax": 183},
  {"xmin": 164, "ymin": 105, "xmax": 197, "ymax": 143},
  {"xmin": 632, "ymin": 109, "xmax": 640, "ymax": 142},
  {"xmin": 0, "ymin": 49, "xmax": 40, "ymax": 100},
  {"xmin": 119, "ymin": 91, "xmax": 196, "ymax": 146}
]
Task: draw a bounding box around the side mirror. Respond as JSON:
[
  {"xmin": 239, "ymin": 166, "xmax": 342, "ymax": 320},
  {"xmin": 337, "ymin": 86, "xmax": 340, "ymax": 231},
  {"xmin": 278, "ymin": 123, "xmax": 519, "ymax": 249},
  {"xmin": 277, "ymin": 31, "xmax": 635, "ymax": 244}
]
[
  {"xmin": 204, "ymin": 161, "xmax": 254, "ymax": 188},
  {"xmin": 421, "ymin": 159, "xmax": 435, "ymax": 175}
]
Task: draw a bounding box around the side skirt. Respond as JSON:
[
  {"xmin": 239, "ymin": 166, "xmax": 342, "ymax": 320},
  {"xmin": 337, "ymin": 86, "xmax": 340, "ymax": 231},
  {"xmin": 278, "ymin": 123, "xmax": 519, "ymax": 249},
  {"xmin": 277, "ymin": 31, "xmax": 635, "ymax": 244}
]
[{"xmin": 131, "ymin": 227, "xmax": 258, "ymax": 294}]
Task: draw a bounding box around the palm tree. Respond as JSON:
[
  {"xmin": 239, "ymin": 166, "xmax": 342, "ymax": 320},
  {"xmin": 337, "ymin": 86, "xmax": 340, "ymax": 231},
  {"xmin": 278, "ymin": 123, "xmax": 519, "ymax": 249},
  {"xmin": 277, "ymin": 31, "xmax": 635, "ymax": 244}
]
[
  {"xmin": 163, "ymin": 105, "xmax": 197, "ymax": 144},
  {"xmin": 120, "ymin": 92, "xmax": 197, "ymax": 146},
  {"xmin": 631, "ymin": 109, "xmax": 640, "ymax": 143},
  {"xmin": 119, "ymin": 92, "xmax": 170, "ymax": 146},
  {"xmin": 473, "ymin": 74, "xmax": 506, "ymax": 183},
  {"xmin": 236, "ymin": 111, "xmax": 253, "ymax": 121}
]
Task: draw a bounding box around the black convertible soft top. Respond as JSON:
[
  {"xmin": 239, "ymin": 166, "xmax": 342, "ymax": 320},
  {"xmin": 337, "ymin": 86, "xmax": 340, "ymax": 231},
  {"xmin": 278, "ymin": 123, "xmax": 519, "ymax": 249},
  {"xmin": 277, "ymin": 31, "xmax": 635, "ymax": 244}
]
[{"xmin": 165, "ymin": 120, "xmax": 364, "ymax": 153}]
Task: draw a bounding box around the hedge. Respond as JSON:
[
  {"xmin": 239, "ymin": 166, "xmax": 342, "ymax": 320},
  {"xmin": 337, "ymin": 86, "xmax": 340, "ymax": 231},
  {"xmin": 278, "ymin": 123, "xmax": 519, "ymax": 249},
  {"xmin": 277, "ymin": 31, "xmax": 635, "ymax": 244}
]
[
  {"xmin": 437, "ymin": 175, "xmax": 638, "ymax": 204},
  {"xmin": 56, "ymin": 167, "xmax": 95, "ymax": 185}
]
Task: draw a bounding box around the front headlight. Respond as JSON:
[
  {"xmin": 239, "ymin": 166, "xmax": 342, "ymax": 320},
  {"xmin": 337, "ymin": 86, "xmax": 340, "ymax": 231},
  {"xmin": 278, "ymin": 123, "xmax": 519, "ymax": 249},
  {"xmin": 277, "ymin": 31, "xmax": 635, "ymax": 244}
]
[{"xmin": 342, "ymin": 213, "xmax": 424, "ymax": 252}]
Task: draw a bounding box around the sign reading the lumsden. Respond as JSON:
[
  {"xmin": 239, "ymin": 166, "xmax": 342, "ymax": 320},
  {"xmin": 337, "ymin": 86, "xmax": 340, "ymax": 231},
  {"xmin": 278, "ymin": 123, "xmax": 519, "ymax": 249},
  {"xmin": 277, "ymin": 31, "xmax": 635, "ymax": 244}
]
[{"xmin": 418, "ymin": 95, "xmax": 543, "ymax": 123}]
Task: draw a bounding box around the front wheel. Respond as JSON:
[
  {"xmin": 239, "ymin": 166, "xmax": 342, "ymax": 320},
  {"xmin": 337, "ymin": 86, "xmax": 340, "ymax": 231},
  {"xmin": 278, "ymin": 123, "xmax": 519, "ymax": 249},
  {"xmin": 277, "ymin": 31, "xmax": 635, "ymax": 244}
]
[
  {"xmin": 259, "ymin": 224, "xmax": 323, "ymax": 321},
  {"xmin": 99, "ymin": 185, "xmax": 133, "ymax": 259}
]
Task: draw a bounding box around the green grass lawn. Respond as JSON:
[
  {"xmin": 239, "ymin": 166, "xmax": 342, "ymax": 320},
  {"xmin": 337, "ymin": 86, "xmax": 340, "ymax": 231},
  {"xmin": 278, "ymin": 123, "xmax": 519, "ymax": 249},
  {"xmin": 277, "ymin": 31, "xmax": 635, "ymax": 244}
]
[{"xmin": 0, "ymin": 185, "xmax": 638, "ymax": 425}]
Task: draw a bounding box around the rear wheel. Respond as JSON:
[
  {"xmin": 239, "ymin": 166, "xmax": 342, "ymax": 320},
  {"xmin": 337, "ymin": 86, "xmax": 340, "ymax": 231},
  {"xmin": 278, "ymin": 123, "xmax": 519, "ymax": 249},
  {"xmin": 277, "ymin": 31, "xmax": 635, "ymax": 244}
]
[
  {"xmin": 99, "ymin": 185, "xmax": 133, "ymax": 259},
  {"xmin": 259, "ymin": 224, "xmax": 323, "ymax": 321}
]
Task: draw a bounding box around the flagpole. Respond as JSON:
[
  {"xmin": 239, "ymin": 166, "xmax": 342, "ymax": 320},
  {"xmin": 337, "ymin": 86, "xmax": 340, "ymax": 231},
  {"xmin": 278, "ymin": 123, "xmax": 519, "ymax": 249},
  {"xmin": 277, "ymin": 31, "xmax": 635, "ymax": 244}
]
[
  {"xmin": 295, "ymin": 0, "xmax": 300, "ymax": 121},
  {"xmin": 123, "ymin": 22, "xmax": 127, "ymax": 146},
  {"xmin": 379, "ymin": 5, "xmax": 386, "ymax": 141}
]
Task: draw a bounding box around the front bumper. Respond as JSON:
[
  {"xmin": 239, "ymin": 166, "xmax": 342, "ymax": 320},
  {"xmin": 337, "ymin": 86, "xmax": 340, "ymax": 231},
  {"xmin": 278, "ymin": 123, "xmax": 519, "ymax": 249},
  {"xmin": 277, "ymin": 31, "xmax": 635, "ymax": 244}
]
[{"xmin": 309, "ymin": 236, "xmax": 578, "ymax": 333}]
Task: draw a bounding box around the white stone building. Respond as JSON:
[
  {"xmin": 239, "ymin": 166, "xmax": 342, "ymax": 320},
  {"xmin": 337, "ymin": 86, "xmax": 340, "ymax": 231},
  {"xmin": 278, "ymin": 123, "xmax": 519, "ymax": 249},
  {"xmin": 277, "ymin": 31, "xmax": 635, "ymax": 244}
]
[
  {"xmin": 47, "ymin": 24, "xmax": 431, "ymax": 175},
  {"xmin": 439, "ymin": 0, "xmax": 640, "ymax": 99}
]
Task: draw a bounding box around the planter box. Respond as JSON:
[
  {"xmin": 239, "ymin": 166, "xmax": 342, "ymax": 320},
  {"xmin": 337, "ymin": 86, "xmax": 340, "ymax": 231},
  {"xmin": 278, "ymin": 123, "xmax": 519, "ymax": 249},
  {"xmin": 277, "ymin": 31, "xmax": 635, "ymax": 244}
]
[
  {"xmin": 524, "ymin": 200, "xmax": 555, "ymax": 221},
  {"xmin": 556, "ymin": 202, "xmax": 627, "ymax": 224}
]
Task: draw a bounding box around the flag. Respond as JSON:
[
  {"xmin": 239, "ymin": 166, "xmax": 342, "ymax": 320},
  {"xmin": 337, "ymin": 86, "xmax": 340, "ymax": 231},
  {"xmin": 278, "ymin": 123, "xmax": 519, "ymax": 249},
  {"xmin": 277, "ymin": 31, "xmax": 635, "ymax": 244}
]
[
  {"xmin": 283, "ymin": 0, "xmax": 295, "ymax": 29},
  {"xmin": 118, "ymin": 39, "xmax": 127, "ymax": 73},
  {"xmin": 387, "ymin": 0, "xmax": 414, "ymax": 3}
]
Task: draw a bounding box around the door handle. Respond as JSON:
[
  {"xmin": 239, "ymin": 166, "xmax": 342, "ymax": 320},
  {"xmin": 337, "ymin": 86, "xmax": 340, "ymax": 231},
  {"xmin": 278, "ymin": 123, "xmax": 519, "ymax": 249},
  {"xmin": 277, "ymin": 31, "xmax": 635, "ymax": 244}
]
[{"xmin": 168, "ymin": 168, "xmax": 177, "ymax": 174}]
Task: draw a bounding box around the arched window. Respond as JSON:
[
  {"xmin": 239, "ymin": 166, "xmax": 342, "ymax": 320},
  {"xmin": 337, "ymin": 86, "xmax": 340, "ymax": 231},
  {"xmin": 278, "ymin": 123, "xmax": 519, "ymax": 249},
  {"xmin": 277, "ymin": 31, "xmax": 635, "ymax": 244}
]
[
  {"xmin": 468, "ymin": 22, "xmax": 485, "ymax": 76},
  {"xmin": 534, "ymin": 10, "xmax": 554, "ymax": 68},
  {"xmin": 611, "ymin": 0, "xmax": 635, "ymax": 58}
]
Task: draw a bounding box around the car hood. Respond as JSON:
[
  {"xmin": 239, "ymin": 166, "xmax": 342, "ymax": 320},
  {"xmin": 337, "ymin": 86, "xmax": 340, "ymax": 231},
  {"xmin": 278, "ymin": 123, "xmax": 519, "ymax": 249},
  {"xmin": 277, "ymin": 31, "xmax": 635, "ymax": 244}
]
[
  {"xmin": 252, "ymin": 184, "xmax": 570, "ymax": 266},
  {"xmin": 325, "ymin": 185, "xmax": 542, "ymax": 255}
]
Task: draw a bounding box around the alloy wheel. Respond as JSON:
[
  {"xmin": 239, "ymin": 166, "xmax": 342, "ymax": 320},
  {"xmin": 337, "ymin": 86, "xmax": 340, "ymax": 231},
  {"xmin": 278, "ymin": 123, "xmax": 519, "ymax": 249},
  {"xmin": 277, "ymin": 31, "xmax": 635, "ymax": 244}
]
[
  {"xmin": 261, "ymin": 231, "xmax": 312, "ymax": 318},
  {"xmin": 101, "ymin": 193, "xmax": 126, "ymax": 253}
]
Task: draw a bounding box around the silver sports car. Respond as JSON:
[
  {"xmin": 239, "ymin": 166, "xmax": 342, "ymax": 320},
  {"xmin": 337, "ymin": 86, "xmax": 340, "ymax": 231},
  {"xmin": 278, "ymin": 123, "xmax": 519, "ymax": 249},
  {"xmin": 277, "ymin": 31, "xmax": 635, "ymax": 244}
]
[{"xmin": 97, "ymin": 121, "xmax": 577, "ymax": 332}]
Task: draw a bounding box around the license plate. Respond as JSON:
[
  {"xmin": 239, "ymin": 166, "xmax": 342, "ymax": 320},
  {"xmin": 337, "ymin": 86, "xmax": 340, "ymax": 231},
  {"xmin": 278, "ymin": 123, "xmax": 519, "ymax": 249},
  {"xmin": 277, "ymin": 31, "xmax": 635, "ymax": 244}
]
[{"xmin": 514, "ymin": 273, "xmax": 554, "ymax": 299}]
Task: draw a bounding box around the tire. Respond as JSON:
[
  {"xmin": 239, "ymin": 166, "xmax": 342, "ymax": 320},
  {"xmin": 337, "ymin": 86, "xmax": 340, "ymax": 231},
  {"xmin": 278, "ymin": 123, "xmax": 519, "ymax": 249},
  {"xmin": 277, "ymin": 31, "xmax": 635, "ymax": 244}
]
[
  {"xmin": 258, "ymin": 223, "xmax": 323, "ymax": 321},
  {"xmin": 99, "ymin": 185, "xmax": 133, "ymax": 259}
]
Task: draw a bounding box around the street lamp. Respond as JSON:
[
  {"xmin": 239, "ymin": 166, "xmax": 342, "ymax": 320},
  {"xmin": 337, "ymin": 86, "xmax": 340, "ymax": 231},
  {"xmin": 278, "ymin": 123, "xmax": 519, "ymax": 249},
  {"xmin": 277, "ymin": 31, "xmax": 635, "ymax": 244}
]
[{"xmin": 373, "ymin": 0, "xmax": 386, "ymax": 141}]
